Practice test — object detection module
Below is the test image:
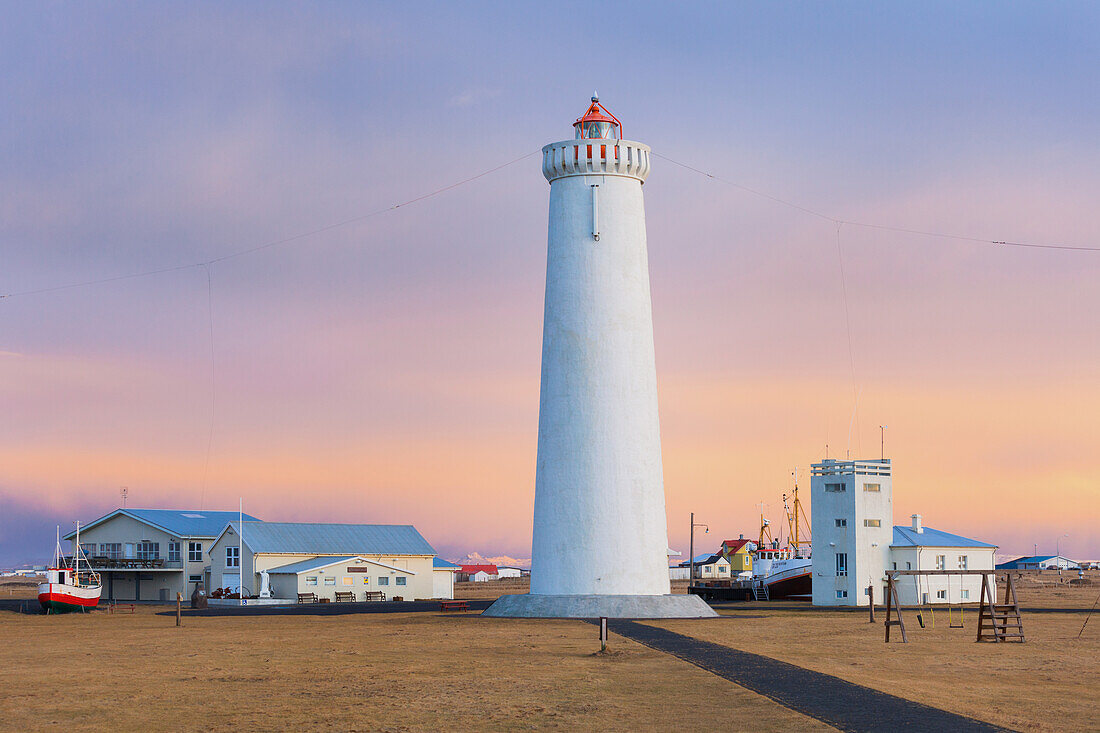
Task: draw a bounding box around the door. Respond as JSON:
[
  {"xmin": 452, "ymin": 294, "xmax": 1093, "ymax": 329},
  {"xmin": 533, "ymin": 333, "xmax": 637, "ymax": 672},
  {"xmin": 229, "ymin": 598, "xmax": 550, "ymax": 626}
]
[
  {"xmin": 221, "ymin": 573, "xmax": 240, "ymax": 593},
  {"xmin": 124, "ymin": 543, "xmax": 135, "ymax": 559}
]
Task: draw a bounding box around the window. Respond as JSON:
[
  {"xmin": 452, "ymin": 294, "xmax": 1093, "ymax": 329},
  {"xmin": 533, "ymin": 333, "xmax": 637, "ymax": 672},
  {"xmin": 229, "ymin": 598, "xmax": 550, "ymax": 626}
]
[
  {"xmin": 935, "ymin": 555, "xmax": 946, "ymax": 571},
  {"xmin": 99, "ymin": 543, "xmax": 122, "ymax": 559},
  {"xmin": 961, "ymin": 589, "xmax": 970, "ymax": 600},
  {"xmin": 863, "ymin": 483, "xmax": 881, "ymax": 492},
  {"xmin": 189, "ymin": 574, "xmax": 203, "ymax": 583},
  {"xmin": 324, "ymin": 577, "xmax": 335, "ymax": 586},
  {"xmin": 863, "ymin": 519, "xmax": 881, "ymax": 528},
  {"xmin": 836, "ymin": 590, "xmax": 848, "ymax": 599},
  {"xmin": 137, "ymin": 541, "xmax": 160, "ymax": 560},
  {"xmin": 226, "ymin": 546, "xmax": 239, "ymax": 568},
  {"xmin": 892, "ymin": 562, "xmax": 897, "ymax": 570},
  {"xmin": 395, "ymin": 577, "xmax": 406, "ymax": 586},
  {"xmin": 378, "ymin": 577, "xmax": 390, "ymax": 586},
  {"xmin": 937, "ymin": 590, "xmax": 947, "ymax": 600},
  {"xmin": 168, "ymin": 541, "xmax": 181, "ymax": 562},
  {"xmin": 905, "ymin": 562, "xmax": 912, "ymax": 570},
  {"xmin": 834, "ymin": 518, "xmax": 847, "ymax": 527},
  {"xmin": 79, "ymin": 543, "xmax": 96, "ymax": 558},
  {"xmin": 305, "ymin": 576, "xmax": 317, "ymax": 586},
  {"xmin": 958, "ymin": 555, "xmax": 968, "ymax": 570},
  {"xmin": 835, "ymin": 553, "xmax": 848, "ymax": 577},
  {"xmin": 824, "ymin": 482, "xmax": 846, "ymax": 492},
  {"xmin": 188, "ymin": 542, "xmax": 203, "ymax": 562},
  {"xmin": 342, "ymin": 577, "xmax": 353, "ymax": 586}
]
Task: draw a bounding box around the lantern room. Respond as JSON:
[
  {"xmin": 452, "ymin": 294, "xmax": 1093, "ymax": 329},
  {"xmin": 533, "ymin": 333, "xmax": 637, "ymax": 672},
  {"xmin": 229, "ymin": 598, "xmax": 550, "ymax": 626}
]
[{"xmin": 574, "ymin": 94, "xmax": 621, "ymax": 140}]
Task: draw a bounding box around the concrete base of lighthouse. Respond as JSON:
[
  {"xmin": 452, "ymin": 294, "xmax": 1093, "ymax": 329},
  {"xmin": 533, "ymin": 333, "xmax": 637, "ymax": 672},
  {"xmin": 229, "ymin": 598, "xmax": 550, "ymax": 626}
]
[{"xmin": 481, "ymin": 593, "xmax": 717, "ymax": 619}]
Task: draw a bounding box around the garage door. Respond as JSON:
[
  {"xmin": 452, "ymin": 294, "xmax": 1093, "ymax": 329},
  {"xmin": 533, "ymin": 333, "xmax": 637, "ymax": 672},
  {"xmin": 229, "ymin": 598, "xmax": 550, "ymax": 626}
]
[{"xmin": 221, "ymin": 573, "xmax": 240, "ymax": 593}]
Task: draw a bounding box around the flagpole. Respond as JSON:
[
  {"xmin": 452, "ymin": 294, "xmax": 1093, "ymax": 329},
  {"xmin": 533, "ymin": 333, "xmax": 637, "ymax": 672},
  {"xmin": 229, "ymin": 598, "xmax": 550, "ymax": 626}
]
[{"xmin": 239, "ymin": 498, "xmax": 243, "ymax": 607}]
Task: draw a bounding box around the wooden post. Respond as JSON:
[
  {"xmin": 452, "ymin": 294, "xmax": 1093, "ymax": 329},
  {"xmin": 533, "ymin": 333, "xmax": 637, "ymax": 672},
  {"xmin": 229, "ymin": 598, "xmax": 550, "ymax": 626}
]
[
  {"xmin": 868, "ymin": 584, "xmax": 875, "ymax": 623},
  {"xmin": 599, "ymin": 617, "xmax": 608, "ymax": 652},
  {"xmin": 176, "ymin": 592, "xmax": 182, "ymax": 627}
]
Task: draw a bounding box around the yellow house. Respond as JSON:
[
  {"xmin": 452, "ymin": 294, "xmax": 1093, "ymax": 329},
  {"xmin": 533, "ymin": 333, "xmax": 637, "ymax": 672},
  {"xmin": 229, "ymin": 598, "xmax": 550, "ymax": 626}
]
[{"xmin": 721, "ymin": 539, "xmax": 753, "ymax": 573}]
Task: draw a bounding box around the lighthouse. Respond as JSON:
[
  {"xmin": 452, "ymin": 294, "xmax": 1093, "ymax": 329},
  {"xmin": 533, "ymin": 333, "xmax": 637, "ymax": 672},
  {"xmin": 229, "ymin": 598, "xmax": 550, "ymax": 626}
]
[{"xmin": 484, "ymin": 97, "xmax": 715, "ymax": 618}]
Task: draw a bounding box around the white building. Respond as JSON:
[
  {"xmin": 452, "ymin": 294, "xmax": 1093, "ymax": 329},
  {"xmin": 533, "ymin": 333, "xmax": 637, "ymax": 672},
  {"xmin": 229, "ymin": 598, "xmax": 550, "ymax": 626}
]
[
  {"xmin": 889, "ymin": 515, "xmax": 996, "ymax": 605},
  {"xmin": 485, "ymin": 96, "xmax": 714, "ymax": 618},
  {"xmin": 208, "ymin": 521, "xmax": 450, "ymax": 602},
  {"xmin": 432, "ymin": 558, "xmax": 459, "ymax": 598},
  {"xmin": 811, "ymin": 459, "xmax": 998, "ymax": 607},
  {"xmin": 811, "ymin": 459, "xmax": 893, "ymax": 606},
  {"xmin": 63, "ymin": 508, "xmax": 260, "ymax": 602},
  {"xmin": 495, "ymin": 566, "xmax": 524, "ymax": 579}
]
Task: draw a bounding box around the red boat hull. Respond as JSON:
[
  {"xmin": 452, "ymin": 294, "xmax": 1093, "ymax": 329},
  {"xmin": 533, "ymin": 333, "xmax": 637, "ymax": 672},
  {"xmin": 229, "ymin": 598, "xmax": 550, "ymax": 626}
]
[{"xmin": 38, "ymin": 585, "xmax": 100, "ymax": 613}]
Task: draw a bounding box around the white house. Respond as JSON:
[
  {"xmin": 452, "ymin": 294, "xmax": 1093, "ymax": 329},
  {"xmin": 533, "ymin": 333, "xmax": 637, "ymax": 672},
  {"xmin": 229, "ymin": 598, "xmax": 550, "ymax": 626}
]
[
  {"xmin": 811, "ymin": 459, "xmax": 997, "ymax": 607},
  {"xmin": 432, "ymin": 557, "xmax": 459, "ymax": 598},
  {"xmin": 495, "ymin": 566, "xmax": 524, "ymax": 579},
  {"xmin": 208, "ymin": 521, "xmax": 448, "ymax": 602},
  {"xmin": 63, "ymin": 508, "xmax": 261, "ymax": 602},
  {"xmin": 457, "ymin": 564, "xmax": 497, "ymax": 582},
  {"xmin": 889, "ymin": 515, "xmax": 996, "ymax": 605}
]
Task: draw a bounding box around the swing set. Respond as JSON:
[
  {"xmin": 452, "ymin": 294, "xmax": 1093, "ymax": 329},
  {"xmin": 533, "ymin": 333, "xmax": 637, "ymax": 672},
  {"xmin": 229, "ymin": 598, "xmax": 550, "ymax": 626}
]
[
  {"xmin": 883, "ymin": 570, "xmax": 1024, "ymax": 643},
  {"xmin": 910, "ymin": 573, "xmax": 966, "ymax": 630}
]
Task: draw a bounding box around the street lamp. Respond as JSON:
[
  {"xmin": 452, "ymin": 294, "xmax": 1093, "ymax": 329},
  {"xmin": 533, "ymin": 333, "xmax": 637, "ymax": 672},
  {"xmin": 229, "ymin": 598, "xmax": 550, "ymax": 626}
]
[{"xmin": 689, "ymin": 513, "xmax": 709, "ymax": 585}]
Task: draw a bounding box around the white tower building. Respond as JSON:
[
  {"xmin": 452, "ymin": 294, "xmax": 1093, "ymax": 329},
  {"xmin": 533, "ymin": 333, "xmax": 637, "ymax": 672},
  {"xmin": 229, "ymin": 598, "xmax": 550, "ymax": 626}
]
[
  {"xmin": 810, "ymin": 458, "xmax": 893, "ymax": 606},
  {"xmin": 485, "ymin": 97, "xmax": 714, "ymax": 618}
]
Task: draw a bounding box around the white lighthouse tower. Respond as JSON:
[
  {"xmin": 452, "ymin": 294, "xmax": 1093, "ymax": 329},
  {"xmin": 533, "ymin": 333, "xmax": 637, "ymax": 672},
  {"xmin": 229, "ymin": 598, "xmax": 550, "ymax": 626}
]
[{"xmin": 485, "ymin": 97, "xmax": 715, "ymax": 618}]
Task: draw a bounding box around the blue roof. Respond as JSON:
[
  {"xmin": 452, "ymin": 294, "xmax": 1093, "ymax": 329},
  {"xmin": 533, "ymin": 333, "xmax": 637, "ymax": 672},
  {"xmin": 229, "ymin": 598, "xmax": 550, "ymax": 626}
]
[
  {"xmin": 892, "ymin": 526, "xmax": 995, "ymax": 548},
  {"xmin": 996, "ymin": 555, "xmax": 1071, "ymax": 568},
  {"xmin": 229, "ymin": 521, "xmax": 436, "ymax": 556},
  {"xmin": 433, "ymin": 557, "xmax": 459, "ymax": 569},
  {"xmin": 267, "ymin": 556, "xmax": 359, "ymax": 574},
  {"xmin": 66, "ymin": 508, "xmax": 262, "ymax": 540}
]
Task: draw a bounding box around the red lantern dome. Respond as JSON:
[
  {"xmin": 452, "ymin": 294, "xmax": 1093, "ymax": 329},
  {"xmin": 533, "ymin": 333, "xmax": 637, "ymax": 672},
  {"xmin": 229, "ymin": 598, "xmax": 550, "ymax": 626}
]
[{"xmin": 574, "ymin": 93, "xmax": 621, "ymax": 140}]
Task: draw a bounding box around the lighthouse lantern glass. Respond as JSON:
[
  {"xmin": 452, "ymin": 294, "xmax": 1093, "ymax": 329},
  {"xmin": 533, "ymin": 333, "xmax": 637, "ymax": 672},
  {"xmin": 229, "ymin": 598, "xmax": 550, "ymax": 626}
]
[{"xmin": 573, "ymin": 99, "xmax": 621, "ymax": 140}]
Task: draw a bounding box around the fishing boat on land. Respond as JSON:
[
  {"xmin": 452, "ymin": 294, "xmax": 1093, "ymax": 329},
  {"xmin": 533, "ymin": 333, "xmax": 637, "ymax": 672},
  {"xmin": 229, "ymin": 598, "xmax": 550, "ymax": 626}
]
[
  {"xmin": 38, "ymin": 524, "xmax": 101, "ymax": 613},
  {"xmin": 752, "ymin": 480, "xmax": 812, "ymax": 600}
]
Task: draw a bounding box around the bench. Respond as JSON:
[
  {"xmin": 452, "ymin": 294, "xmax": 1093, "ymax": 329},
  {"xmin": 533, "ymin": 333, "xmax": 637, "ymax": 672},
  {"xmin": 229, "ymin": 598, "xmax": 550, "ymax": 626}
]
[
  {"xmin": 363, "ymin": 591, "xmax": 386, "ymax": 602},
  {"xmin": 297, "ymin": 592, "xmax": 318, "ymax": 604},
  {"xmin": 108, "ymin": 602, "xmax": 135, "ymax": 614},
  {"xmin": 334, "ymin": 591, "xmax": 356, "ymax": 603},
  {"xmin": 439, "ymin": 600, "xmax": 470, "ymax": 612}
]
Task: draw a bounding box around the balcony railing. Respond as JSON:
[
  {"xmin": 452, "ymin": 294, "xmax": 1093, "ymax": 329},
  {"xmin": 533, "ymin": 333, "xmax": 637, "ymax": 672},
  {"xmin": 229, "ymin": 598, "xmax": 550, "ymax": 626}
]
[{"xmin": 63, "ymin": 556, "xmax": 183, "ymax": 570}]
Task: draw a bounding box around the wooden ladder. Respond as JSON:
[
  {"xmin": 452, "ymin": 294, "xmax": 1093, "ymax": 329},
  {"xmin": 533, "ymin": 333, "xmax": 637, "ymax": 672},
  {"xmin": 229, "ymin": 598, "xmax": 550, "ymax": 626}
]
[{"xmin": 977, "ymin": 573, "xmax": 1025, "ymax": 642}]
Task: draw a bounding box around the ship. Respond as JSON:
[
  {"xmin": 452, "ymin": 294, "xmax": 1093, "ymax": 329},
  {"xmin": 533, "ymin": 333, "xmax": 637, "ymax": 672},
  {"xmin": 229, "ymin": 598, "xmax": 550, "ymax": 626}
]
[
  {"xmin": 752, "ymin": 479, "xmax": 812, "ymax": 600},
  {"xmin": 38, "ymin": 523, "xmax": 101, "ymax": 614}
]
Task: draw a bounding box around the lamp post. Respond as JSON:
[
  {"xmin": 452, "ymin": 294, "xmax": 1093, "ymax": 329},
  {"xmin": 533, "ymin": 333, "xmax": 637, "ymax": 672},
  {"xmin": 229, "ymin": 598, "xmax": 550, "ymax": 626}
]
[
  {"xmin": 689, "ymin": 513, "xmax": 709, "ymax": 585},
  {"xmin": 879, "ymin": 425, "xmax": 887, "ymax": 461}
]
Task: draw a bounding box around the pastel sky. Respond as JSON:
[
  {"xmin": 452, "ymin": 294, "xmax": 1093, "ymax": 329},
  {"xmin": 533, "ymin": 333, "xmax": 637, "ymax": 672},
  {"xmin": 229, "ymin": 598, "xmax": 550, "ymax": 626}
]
[{"xmin": 2, "ymin": 3, "xmax": 1098, "ymax": 566}]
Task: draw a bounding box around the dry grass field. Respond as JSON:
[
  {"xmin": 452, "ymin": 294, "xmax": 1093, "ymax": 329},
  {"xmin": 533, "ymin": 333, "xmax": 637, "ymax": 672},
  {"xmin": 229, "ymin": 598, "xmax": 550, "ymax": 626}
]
[
  {"xmin": 651, "ymin": 577, "xmax": 1100, "ymax": 733},
  {"xmin": 0, "ymin": 604, "xmax": 831, "ymax": 732},
  {"xmin": 3, "ymin": 572, "xmax": 1096, "ymax": 731}
]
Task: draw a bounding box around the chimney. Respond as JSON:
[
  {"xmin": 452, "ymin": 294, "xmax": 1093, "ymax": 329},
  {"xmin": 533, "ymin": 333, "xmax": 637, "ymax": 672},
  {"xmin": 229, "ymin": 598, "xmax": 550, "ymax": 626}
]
[
  {"xmin": 911, "ymin": 514, "xmax": 923, "ymax": 534},
  {"xmin": 739, "ymin": 533, "xmax": 744, "ymax": 540}
]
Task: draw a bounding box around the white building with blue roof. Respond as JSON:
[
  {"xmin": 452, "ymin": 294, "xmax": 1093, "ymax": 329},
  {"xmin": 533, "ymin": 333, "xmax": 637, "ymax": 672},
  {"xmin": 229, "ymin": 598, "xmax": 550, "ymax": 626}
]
[
  {"xmin": 63, "ymin": 508, "xmax": 261, "ymax": 602},
  {"xmin": 888, "ymin": 514, "xmax": 997, "ymax": 606},
  {"xmin": 811, "ymin": 459, "xmax": 997, "ymax": 606},
  {"xmin": 208, "ymin": 521, "xmax": 450, "ymax": 602}
]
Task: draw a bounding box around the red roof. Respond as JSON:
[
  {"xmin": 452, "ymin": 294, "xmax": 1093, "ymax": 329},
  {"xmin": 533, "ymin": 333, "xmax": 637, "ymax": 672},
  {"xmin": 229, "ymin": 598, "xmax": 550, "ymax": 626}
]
[
  {"xmin": 721, "ymin": 539, "xmax": 751, "ymax": 554},
  {"xmin": 460, "ymin": 564, "xmax": 498, "ymax": 574}
]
